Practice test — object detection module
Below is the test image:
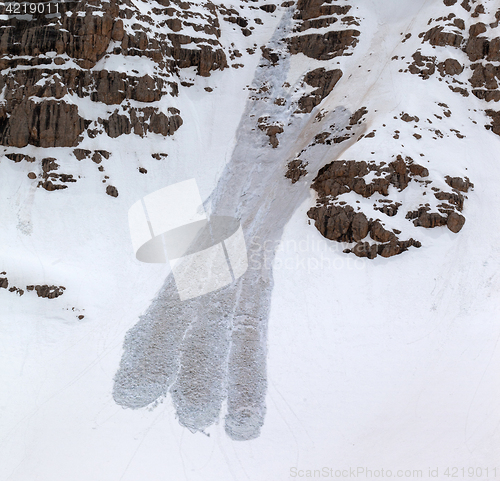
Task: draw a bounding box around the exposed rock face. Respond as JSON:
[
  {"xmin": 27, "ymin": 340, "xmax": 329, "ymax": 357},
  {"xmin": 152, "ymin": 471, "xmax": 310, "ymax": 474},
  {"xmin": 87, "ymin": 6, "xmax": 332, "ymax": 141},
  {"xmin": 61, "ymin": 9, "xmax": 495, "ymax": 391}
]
[
  {"xmin": 297, "ymin": 68, "xmax": 343, "ymax": 113},
  {"xmin": 287, "ymin": 29, "xmax": 360, "ymax": 60},
  {"xmin": 445, "ymin": 175, "xmax": 474, "ymax": 192},
  {"xmin": 37, "ymin": 157, "xmax": 76, "ymax": 191},
  {"xmin": 447, "ymin": 211, "xmax": 466, "ymax": 233},
  {"xmin": 293, "ymin": 0, "xmax": 351, "ymax": 22},
  {"xmin": 0, "ymin": 0, "xmax": 238, "ymax": 149},
  {"xmin": 405, "ymin": 207, "xmax": 449, "ymax": 228},
  {"xmin": 308, "ymin": 156, "xmax": 472, "ymax": 259},
  {"xmin": 258, "ymin": 117, "xmax": 284, "ymax": 148},
  {"xmin": 310, "ymin": 156, "xmax": 427, "ymax": 200},
  {"xmin": 0, "ymin": 271, "xmax": 64, "ymax": 298},
  {"xmin": 255, "ymin": 0, "xmax": 360, "ymax": 145},
  {"xmin": 0, "ymin": 0, "xmax": 228, "ymax": 74},
  {"xmin": 438, "ymin": 58, "xmax": 464, "ymax": 76},
  {"xmin": 406, "ymin": 0, "xmax": 500, "ymax": 125},
  {"xmin": 26, "ymin": 285, "xmax": 66, "ymax": 299},
  {"xmin": 102, "ymin": 108, "xmax": 183, "ymax": 138},
  {"xmin": 1, "ymin": 68, "xmax": 174, "ymax": 106},
  {"xmin": 73, "ymin": 149, "xmax": 92, "ymax": 161},
  {"xmin": 0, "ymin": 1, "xmax": 115, "ymax": 66},
  {"xmin": 485, "ymin": 109, "xmax": 500, "ymax": 134},
  {"xmin": 307, "ymin": 202, "xmax": 422, "ymax": 259},
  {"xmin": 408, "ymin": 51, "xmax": 438, "ymax": 79},
  {"xmin": 285, "ymin": 159, "xmax": 308, "ymax": 183},
  {"xmin": 0, "ymin": 0, "xmax": 276, "ymax": 201},
  {"xmin": 6, "ymin": 153, "xmax": 35, "ymax": 163},
  {"xmin": 422, "ymin": 26, "xmax": 463, "ymax": 48},
  {"xmin": 1, "ymin": 99, "xmax": 87, "ymax": 147}
]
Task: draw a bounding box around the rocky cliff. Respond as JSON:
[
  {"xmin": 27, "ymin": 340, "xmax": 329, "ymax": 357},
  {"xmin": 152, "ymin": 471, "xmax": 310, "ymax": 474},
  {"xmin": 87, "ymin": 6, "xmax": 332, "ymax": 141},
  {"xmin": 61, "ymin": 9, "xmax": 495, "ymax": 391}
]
[
  {"xmin": 1, "ymin": 0, "xmax": 497, "ymax": 275},
  {"xmin": 2, "ymin": 0, "xmax": 500, "ymax": 451}
]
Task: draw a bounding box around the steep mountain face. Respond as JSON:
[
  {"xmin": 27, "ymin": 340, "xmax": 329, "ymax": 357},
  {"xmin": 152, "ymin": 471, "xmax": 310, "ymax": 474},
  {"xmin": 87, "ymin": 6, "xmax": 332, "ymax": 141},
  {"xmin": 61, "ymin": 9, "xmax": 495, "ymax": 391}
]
[
  {"xmin": 3, "ymin": 0, "xmax": 496, "ymax": 254},
  {"xmin": 281, "ymin": 0, "xmax": 499, "ymax": 260},
  {"xmin": 1, "ymin": 0, "xmax": 500, "ymax": 459},
  {"xmin": 0, "ymin": 0, "xmax": 227, "ymax": 150}
]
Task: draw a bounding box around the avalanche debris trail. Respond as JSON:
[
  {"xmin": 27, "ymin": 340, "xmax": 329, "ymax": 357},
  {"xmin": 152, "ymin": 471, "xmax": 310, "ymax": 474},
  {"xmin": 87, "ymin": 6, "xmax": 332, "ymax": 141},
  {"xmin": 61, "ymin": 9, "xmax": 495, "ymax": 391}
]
[
  {"xmin": 113, "ymin": 6, "xmax": 371, "ymax": 440},
  {"xmin": 115, "ymin": 0, "xmax": 438, "ymax": 439}
]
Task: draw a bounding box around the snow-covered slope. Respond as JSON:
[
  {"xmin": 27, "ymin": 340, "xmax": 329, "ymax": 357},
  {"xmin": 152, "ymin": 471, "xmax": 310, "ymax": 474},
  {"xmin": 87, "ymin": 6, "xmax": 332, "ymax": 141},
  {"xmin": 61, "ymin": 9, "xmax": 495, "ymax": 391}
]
[{"xmin": 1, "ymin": 0, "xmax": 499, "ymax": 479}]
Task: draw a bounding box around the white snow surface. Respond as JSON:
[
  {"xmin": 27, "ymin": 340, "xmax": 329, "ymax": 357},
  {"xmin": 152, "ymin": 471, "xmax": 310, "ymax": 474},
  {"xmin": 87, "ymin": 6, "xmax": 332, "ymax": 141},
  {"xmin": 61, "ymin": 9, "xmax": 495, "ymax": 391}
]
[{"xmin": 1, "ymin": 0, "xmax": 500, "ymax": 479}]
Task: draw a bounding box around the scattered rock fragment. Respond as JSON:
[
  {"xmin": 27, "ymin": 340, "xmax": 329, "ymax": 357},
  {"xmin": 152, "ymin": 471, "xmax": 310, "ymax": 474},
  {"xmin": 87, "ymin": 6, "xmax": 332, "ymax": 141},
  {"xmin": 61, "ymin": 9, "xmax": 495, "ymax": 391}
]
[
  {"xmin": 73, "ymin": 149, "xmax": 91, "ymax": 161},
  {"xmin": 6, "ymin": 153, "xmax": 35, "ymax": 163},
  {"xmin": 258, "ymin": 117, "xmax": 284, "ymax": 148},
  {"xmin": 26, "ymin": 285, "xmax": 65, "ymax": 299},
  {"xmin": 285, "ymin": 160, "xmax": 308, "ymax": 183},
  {"xmin": 445, "ymin": 175, "xmax": 474, "ymax": 192},
  {"xmin": 106, "ymin": 185, "xmax": 119, "ymax": 197}
]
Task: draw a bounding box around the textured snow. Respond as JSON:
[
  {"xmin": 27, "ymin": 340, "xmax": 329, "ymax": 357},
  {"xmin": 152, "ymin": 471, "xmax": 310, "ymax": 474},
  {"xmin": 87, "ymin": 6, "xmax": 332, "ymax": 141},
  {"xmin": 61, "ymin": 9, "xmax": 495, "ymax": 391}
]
[{"xmin": 1, "ymin": 0, "xmax": 499, "ymax": 479}]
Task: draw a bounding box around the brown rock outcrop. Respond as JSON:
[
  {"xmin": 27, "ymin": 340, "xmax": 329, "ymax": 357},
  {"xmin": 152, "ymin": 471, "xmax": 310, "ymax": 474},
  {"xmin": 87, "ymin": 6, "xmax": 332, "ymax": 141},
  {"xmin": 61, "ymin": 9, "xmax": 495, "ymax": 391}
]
[
  {"xmin": 311, "ymin": 156, "xmax": 428, "ymax": 200},
  {"xmin": 469, "ymin": 63, "xmax": 500, "ymax": 89},
  {"xmin": 287, "ymin": 29, "xmax": 360, "ymax": 60},
  {"xmin": 102, "ymin": 109, "xmax": 183, "ymax": 138},
  {"xmin": 73, "ymin": 149, "xmax": 91, "ymax": 161},
  {"xmin": 406, "ymin": 207, "xmax": 449, "ymax": 228},
  {"xmin": 6, "ymin": 153, "xmax": 35, "ymax": 163},
  {"xmin": 0, "ymin": 4, "xmax": 116, "ymax": 65},
  {"xmin": 408, "ymin": 7, "xmax": 500, "ymax": 117},
  {"xmin": 348, "ymin": 238, "xmax": 421, "ymax": 259},
  {"xmin": 26, "ymin": 285, "xmax": 66, "ymax": 299},
  {"xmin": 297, "ymin": 68, "xmax": 343, "ymax": 113},
  {"xmin": 285, "ymin": 160, "xmax": 308, "ymax": 183},
  {"xmin": 485, "ymin": 109, "xmax": 500, "ymax": 135},
  {"xmin": 106, "ymin": 185, "xmax": 119, "ymax": 197},
  {"xmin": 307, "ymin": 204, "xmax": 369, "ymax": 243},
  {"xmin": 308, "ymin": 153, "xmax": 471, "ymax": 259},
  {"xmin": 409, "ymin": 51, "xmax": 437, "ymax": 79},
  {"xmin": 435, "ymin": 191, "xmax": 465, "ymax": 211},
  {"xmin": 465, "ymin": 35, "xmax": 492, "ymax": 62},
  {"xmin": 258, "ymin": 117, "xmax": 284, "ymax": 148},
  {"xmin": 293, "ymin": 0, "xmax": 351, "ymax": 21},
  {"xmin": 0, "ymin": 99, "xmax": 86, "ymax": 147},
  {"xmin": 445, "ymin": 175, "xmax": 474, "ymax": 192},
  {"xmin": 447, "ymin": 212, "xmax": 466, "ymax": 233},
  {"xmin": 423, "ymin": 26, "xmax": 463, "ymax": 47},
  {"xmin": 307, "ymin": 203, "xmax": 422, "ymax": 260},
  {"xmin": 0, "ymin": 0, "xmax": 245, "ymax": 147},
  {"xmin": 437, "ymin": 58, "xmax": 464, "ymax": 76}
]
